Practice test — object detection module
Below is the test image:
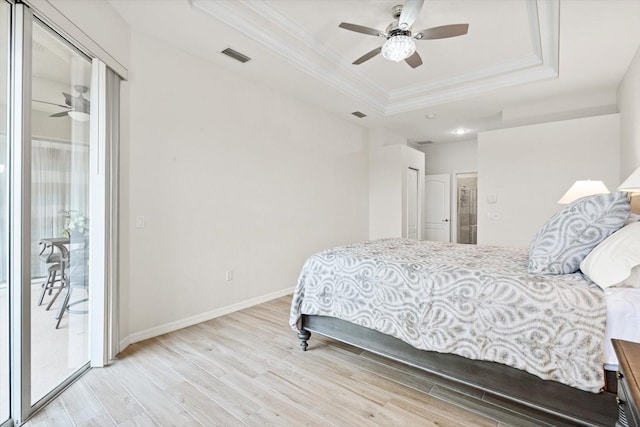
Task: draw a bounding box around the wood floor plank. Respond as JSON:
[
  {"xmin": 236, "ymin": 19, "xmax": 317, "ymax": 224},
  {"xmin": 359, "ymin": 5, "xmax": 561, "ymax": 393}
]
[
  {"xmin": 24, "ymin": 295, "xmax": 587, "ymax": 427},
  {"xmin": 23, "ymin": 397, "xmax": 73, "ymax": 427},
  {"xmin": 165, "ymin": 380, "xmax": 245, "ymax": 426},
  {"xmin": 170, "ymin": 359, "xmax": 261, "ymax": 420},
  {"xmin": 115, "ymin": 413, "xmax": 158, "ymax": 427},
  {"xmin": 124, "ymin": 343, "xmax": 186, "ymax": 391},
  {"xmin": 351, "ymin": 369, "xmax": 497, "ymax": 427},
  {"xmin": 220, "ymin": 370, "xmax": 331, "ymax": 426},
  {"xmin": 155, "ymin": 333, "xmax": 228, "ymax": 378},
  {"xmin": 255, "ymin": 369, "xmax": 382, "ymax": 427},
  {"xmin": 82, "ymin": 364, "xmax": 150, "ymax": 425},
  {"xmin": 58, "ymin": 379, "xmax": 116, "ymax": 426},
  {"xmin": 430, "ymin": 384, "xmax": 559, "ymax": 427},
  {"xmin": 108, "ymin": 357, "xmax": 201, "ymax": 426}
]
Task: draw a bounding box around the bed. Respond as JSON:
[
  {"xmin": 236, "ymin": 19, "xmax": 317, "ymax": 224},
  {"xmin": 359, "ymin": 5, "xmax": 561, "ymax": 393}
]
[{"xmin": 290, "ymin": 192, "xmax": 637, "ymax": 426}]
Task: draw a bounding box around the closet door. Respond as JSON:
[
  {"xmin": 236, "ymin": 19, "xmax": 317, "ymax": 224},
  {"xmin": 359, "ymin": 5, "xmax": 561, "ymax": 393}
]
[
  {"xmin": 424, "ymin": 174, "xmax": 451, "ymax": 242},
  {"xmin": 406, "ymin": 167, "xmax": 419, "ymax": 240}
]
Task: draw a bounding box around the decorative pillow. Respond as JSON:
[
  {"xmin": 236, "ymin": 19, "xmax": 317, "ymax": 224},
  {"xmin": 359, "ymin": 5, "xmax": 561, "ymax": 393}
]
[
  {"xmin": 580, "ymin": 222, "xmax": 640, "ymax": 288},
  {"xmin": 528, "ymin": 192, "xmax": 630, "ymax": 275}
]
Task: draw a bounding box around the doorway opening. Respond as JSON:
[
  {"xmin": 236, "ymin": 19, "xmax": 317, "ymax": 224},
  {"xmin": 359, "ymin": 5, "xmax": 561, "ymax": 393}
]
[{"xmin": 455, "ymin": 173, "xmax": 477, "ymax": 245}]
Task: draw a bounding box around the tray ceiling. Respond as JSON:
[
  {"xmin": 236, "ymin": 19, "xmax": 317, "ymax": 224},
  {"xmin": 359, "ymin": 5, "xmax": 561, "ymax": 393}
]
[{"xmin": 109, "ymin": 0, "xmax": 640, "ymax": 143}]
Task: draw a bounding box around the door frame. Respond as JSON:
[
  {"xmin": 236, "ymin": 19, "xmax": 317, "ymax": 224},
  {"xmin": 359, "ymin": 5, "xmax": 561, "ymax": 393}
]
[
  {"xmin": 7, "ymin": 3, "xmax": 120, "ymax": 423},
  {"xmin": 453, "ymin": 171, "xmax": 478, "ymax": 245}
]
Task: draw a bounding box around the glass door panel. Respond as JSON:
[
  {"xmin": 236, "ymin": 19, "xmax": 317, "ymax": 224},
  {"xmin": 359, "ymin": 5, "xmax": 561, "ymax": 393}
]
[
  {"xmin": 30, "ymin": 22, "xmax": 91, "ymax": 404},
  {"xmin": 0, "ymin": 1, "xmax": 9, "ymax": 422}
]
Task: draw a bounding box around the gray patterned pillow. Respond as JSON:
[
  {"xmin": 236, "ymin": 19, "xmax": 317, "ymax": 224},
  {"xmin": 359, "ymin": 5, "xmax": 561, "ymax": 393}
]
[{"xmin": 528, "ymin": 192, "xmax": 630, "ymax": 275}]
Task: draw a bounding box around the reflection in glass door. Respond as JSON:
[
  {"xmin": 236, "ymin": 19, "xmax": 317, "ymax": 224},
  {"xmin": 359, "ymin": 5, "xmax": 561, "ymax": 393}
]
[
  {"xmin": 30, "ymin": 22, "xmax": 91, "ymax": 404},
  {"xmin": 0, "ymin": 1, "xmax": 9, "ymax": 422}
]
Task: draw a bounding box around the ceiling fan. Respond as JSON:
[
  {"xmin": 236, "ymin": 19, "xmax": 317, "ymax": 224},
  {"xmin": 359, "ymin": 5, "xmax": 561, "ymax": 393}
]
[
  {"xmin": 339, "ymin": 0, "xmax": 469, "ymax": 68},
  {"xmin": 33, "ymin": 85, "xmax": 91, "ymax": 121}
]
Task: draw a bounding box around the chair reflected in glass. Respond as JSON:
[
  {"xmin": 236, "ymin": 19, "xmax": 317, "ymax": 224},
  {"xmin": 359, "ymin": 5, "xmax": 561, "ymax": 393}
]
[
  {"xmin": 38, "ymin": 237, "xmax": 88, "ymax": 328},
  {"xmin": 37, "ymin": 237, "xmax": 69, "ymax": 311}
]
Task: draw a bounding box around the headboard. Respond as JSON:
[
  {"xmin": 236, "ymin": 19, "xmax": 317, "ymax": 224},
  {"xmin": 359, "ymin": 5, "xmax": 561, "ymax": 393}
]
[{"xmin": 631, "ymin": 194, "xmax": 640, "ymax": 214}]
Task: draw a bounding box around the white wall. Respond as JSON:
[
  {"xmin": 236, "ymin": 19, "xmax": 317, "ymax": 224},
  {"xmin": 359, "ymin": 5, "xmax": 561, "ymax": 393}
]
[
  {"xmin": 419, "ymin": 140, "xmax": 477, "ymax": 243},
  {"xmin": 126, "ymin": 32, "xmax": 369, "ymax": 340},
  {"xmin": 618, "ymin": 44, "xmax": 640, "ymax": 178},
  {"xmin": 420, "ymin": 139, "xmax": 478, "ymax": 176},
  {"xmin": 477, "ymin": 114, "xmax": 620, "ymax": 248},
  {"xmin": 369, "ymin": 140, "xmax": 424, "ymax": 239}
]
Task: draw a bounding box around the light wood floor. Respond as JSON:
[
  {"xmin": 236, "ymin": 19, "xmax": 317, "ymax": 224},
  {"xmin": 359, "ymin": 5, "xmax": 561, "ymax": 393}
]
[{"xmin": 23, "ymin": 296, "xmax": 578, "ymax": 427}]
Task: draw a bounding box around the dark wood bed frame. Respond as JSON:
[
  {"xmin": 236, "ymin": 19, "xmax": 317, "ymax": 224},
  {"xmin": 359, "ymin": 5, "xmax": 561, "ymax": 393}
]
[{"xmin": 298, "ymin": 314, "xmax": 619, "ymax": 427}]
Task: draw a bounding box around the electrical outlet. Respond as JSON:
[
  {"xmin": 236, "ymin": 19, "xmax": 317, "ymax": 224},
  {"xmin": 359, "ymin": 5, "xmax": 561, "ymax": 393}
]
[{"xmin": 225, "ymin": 270, "xmax": 234, "ymax": 281}]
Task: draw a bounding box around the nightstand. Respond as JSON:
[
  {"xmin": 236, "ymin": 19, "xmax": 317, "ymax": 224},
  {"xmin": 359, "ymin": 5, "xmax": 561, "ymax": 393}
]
[{"xmin": 613, "ymin": 339, "xmax": 640, "ymax": 427}]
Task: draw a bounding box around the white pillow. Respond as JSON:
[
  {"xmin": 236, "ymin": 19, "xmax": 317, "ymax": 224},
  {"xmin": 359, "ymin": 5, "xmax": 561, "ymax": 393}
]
[
  {"xmin": 623, "ymin": 266, "xmax": 640, "ymax": 287},
  {"xmin": 580, "ymin": 222, "xmax": 640, "ymax": 288}
]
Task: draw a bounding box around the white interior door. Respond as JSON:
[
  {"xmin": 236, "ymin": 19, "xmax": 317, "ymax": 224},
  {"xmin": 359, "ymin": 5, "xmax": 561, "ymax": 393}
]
[
  {"xmin": 406, "ymin": 167, "xmax": 419, "ymax": 240},
  {"xmin": 424, "ymin": 174, "xmax": 451, "ymax": 242}
]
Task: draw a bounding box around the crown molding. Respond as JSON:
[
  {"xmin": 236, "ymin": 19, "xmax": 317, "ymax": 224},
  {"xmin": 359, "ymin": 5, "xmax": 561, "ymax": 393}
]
[{"xmin": 191, "ymin": 0, "xmax": 559, "ymax": 116}]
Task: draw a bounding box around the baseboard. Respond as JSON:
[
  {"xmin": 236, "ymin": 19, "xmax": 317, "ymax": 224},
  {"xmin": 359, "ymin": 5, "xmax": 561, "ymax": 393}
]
[{"xmin": 118, "ymin": 287, "xmax": 294, "ymax": 352}]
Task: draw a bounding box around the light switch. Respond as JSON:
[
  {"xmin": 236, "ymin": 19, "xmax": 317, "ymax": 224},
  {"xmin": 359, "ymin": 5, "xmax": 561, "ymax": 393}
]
[{"xmin": 135, "ymin": 216, "xmax": 145, "ymax": 229}]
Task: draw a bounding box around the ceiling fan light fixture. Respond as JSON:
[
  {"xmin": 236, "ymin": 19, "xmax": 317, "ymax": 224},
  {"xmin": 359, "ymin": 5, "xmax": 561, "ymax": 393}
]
[
  {"xmin": 381, "ymin": 35, "xmax": 415, "ymax": 62},
  {"xmin": 68, "ymin": 110, "xmax": 90, "ymax": 122}
]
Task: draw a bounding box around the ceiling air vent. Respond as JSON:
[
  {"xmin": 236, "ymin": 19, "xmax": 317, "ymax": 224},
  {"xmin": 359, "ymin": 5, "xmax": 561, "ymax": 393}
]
[
  {"xmin": 351, "ymin": 111, "xmax": 367, "ymax": 118},
  {"xmin": 415, "ymin": 140, "xmax": 434, "ymax": 145},
  {"xmin": 221, "ymin": 48, "xmax": 251, "ymax": 63}
]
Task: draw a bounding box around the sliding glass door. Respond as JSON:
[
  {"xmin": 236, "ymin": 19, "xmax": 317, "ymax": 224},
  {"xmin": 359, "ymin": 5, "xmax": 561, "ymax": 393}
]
[
  {"xmin": 30, "ymin": 21, "xmax": 91, "ymax": 404},
  {"xmin": 0, "ymin": 1, "xmax": 121, "ymax": 423},
  {"xmin": 0, "ymin": 2, "xmax": 9, "ymax": 423}
]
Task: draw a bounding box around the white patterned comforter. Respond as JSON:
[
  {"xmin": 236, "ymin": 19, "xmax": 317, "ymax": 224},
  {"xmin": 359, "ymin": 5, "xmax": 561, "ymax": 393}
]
[{"xmin": 289, "ymin": 238, "xmax": 606, "ymax": 393}]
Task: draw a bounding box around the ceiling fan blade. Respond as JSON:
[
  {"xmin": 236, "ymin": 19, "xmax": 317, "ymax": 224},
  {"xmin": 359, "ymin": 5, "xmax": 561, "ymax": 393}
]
[
  {"xmin": 405, "ymin": 51, "xmax": 423, "ymax": 68},
  {"xmin": 399, "ymin": 0, "xmax": 424, "ymax": 30},
  {"xmin": 49, "ymin": 111, "xmax": 69, "ymax": 118},
  {"xmin": 62, "ymin": 92, "xmax": 72, "ymax": 106},
  {"xmin": 339, "ymin": 22, "xmax": 385, "ymax": 37},
  {"xmin": 33, "ymin": 99, "xmax": 70, "ymax": 109},
  {"xmin": 415, "ymin": 23, "xmax": 469, "ymax": 40},
  {"xmin": 352, "ymin": 47, "xmax": 382, "ymax": 65}
]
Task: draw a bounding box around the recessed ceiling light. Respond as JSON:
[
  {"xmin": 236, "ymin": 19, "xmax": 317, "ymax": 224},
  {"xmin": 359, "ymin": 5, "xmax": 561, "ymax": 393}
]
[
  {"xmin": 452, "ymin": 128, "xmax": 469, "ymax": 135},
  {"xmin": 425, "ymin": 113, "xmax": 437, "ymax": 119}
]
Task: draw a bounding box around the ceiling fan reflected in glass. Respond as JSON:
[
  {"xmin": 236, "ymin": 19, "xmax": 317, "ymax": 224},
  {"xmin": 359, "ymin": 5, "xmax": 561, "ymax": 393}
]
[
  {"xmin": 339, "ymin": 0, "xmax": 469, "ymax": 68},
  {"xmin": 33, "ymin": 85, "xmax": 90, "ymax": 121}
]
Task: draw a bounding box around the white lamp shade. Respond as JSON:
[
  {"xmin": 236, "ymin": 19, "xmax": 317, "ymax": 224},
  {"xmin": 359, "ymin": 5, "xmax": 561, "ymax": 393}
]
[
  {"xmin": 558, "ymin": 180, "xmax": 610, "ymax": 204},
  {"xmin": 618, "ymin": 166, "xmax": 640, "ymax": 192}
]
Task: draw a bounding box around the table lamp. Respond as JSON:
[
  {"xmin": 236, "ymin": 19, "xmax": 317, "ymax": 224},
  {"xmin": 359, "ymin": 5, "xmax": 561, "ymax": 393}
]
[
  {"xmin": 558, "ymin": 180, "xmax": 610, "ymax": 204},
  {"xmin": 619, "ymin": 166, "xmax": 640, "ymax": 192}
]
